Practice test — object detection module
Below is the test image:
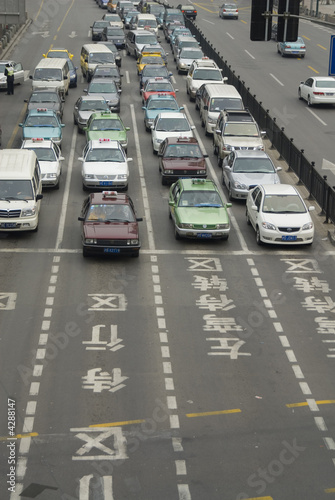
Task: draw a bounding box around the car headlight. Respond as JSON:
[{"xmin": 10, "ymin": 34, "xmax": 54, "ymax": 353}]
[
  {"xmin": 255, "ymin": 145, "xmax": 265, "ymax": 150},
  {"xmin": 164, "ymin": 169, "xmax": 173, "ymax": 174},
  {"xmin": 224, "ymin": 145, "xmax": 234, "ymax": 151},
  {"xmin": 216, "ymin": 223, "xmax": 229, "ymax": 229},
  {"xmin": 302, "ymin": 222, "xmax": 313, "ymax": 230},
  {"xmin": 85, "ymin": 238, "xmax": 97, "ymax": 244},
  {"xmin": 117, "ymin": 174, "xmax": 128, "ymax": 180},
  {"xmin": 146, "ymin": 118, "xmax": 154, "ymax": 124},
  {"xmin": 21, "ymin": 207, "xmax": 36, "ymax": 217},
  {"xmin": 262, "ymin": 222, "xmax": 276, "ymax": 230},
  {"xmin": 51, "ymin": 136, "xmax": 60, "ymax": 142},
  {"xmin": 84, "ymin": 174, "xmax": 94, "ymax": 179},
  {"xmin": 46, "ymin": 173, "xmax": 57, "ymax": 179},
  {"xmin": 128, "ymin": 239, "xmax": 139, "ymax": 245},
  {"xmin": 233, "ymin": 181, "xmax": 248, "ymax": 189},
  {"xmin": 197, "ymin": 170, "xmax": 206, "ymax": 175},
  {"xmin": 180, "ymin": 223, "xmax": 193, "ymax": 229},
  {"xmin": 155, "ymin": 138, "xmax": 163, "ymax": 143},
  {"xmin": 207, "ymin": 117, "xmax": 216, "ymax": 124}
]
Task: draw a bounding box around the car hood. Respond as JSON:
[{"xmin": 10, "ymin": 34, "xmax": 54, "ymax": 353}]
[
  {"xmin": 39, "ymin": 160, "xmax": 59, "ymax": 175},
  {"xmin": 176, "ymin": 206, "xmax": 229, "ymax": 224},
  {"xmin": 87, "ymin": 92, "xmax": 119, "ymax": 102},
  {"xmin": 223, "ymin": 137, "xmax": 263, "ymax": 147},
  {"xmin": 83, "ymin": 221, "xmax": 138, "ymax": 238},
  {"xmin": 230, "ymin": 172, "xmax": 280, "ymax": 187},
  {"xmin": 154, "ymin": 130, "xmax": 193, "ymax": 140},
  {"xmin": 87, "ymin": 130, "xmax": 126, "ymax": 141},
  {"xmin": 28, "ymin": 103, "xmax": 60, "ymax": 113},
  {"xmin": 82, "ymin": 161, "xmax": 128, "ymax": 175},
  {"xmin": 260, "ymin": 212, "xmax": 312, "ymax": 227},
  {"xmin": 162, "ymin": 158, "xmax": 204, "ymax": 169},
  {"xmin": 23, "ymin": 127, "xmax": 60, "ymax": 139},
  {"xmin": 146, "ymin": 108, "xmax": 178, "ymax": 120}
]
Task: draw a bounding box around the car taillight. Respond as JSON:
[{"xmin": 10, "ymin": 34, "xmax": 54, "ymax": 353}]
[
  {"xmin": 286, "ymin": 45, "xmax": 291, "ymax": 48},
  {"xmin": 313, "ymin": 92, "xmax": 324, "ymax": 95}
]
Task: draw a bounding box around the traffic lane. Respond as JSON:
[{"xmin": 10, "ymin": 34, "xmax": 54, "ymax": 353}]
[
  {"xmin": 20, "ymin": 253, "xmax": 181, "ymax": 499},
  {"xmin": 156, "ymin": 252, "xmax": 334, "ymax": 499}
]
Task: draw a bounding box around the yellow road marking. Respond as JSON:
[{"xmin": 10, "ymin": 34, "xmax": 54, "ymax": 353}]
[
  {"xmin": 325, "ymin": 488, "xmax": 335, "ymax": 493},
  {"xmin": 35, "ymin": 0, "xmax": 44, "ymax": 21},
  {"xmin": 57, "ymin": 0, "xmax": 76, "ymax": 32},
  {"xmin": 245, "ymin": 497, "xmax": 273, "ymax": 500},
  {"xmin": 90, "ymin": 419, "xmax": 145, "ymax": 427},
  {"xmin": 308, "ymin": 66, "xmax": 319, "ymax": 74},
  {"xmin": 303, "ymin": 35, "xmax": 311, "ymax": 40},
  {"xmin": 0, "ymin": 432, "xmax": 38, "ymax": 441},
  {"xmin": 241, "ymin": 19, "xmax": 247, "ymax": 24},
  {"xmin": 318, "ymin": 44, "xmax": 327, "ymax": 50},
  {"xmin": 186, "ymin": 409, "xmax": 241, "ymax": 418},
  {"xmin": 287, "ymin": 400, "xmax": 335, "ymax": 408}
]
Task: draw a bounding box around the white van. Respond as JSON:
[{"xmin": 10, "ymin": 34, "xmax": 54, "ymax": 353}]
[
  {"xmin": 130, "ymin": 14, "xmax": 158, "ymax": 34},
  {"xmin": 30, "ymin": 58, "xmax": 70, "ymax": 98},
  {"xmin": 0, "ymin": 150, "xmax": 43, "ymax": 232},
  {"xmin": 199, "ymin": 84, "xmax": 244, "ymax": 135},
  {"xmin": 80, "ymin": 44, "xmax": 116, "ymax": 81}
]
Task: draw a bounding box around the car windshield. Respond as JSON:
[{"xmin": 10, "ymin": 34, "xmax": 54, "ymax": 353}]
[
  {"xmin": 150, "ymin": 6, "xmax": 164, "ymax": 13},
  {"xmin": 25, "ymin": 115, "xmax": 58, "ymax": 127},
  {"xmin": 138, "ymin": 20, "xmax": 157, "ymax": 27},
  {"xmin": 0, "ymin": 180, "xmax": 34, "ymax": 201},
  {"xmin": 30, "ymin": 92, "xmax": 59, "ymax": 103},
  {"xmin": 143, "ymin": 66, "xmax": 168, "ymax": 77},
  {"xmin": 95, "ymin": 67, "xmax": 119, "ymax": 77},
  {"xmin": 164, "ymin": 144, "xmax": 202, "ymax": 158},
  {"xmin": 209, "ymin": 98, "xmax": 243, "ymax": 112},
  {"xmin": 87, "ymin": 203, "xmax": 135, "ymax": 222},
  {"xmin": 90, "ymin": 53, "xmax": 115, "ymax": 64},
  {"xmin": 141, "ymin": 56, "xmax": 164, "ymax": 65},
  {"xmin": 34, "ymin": 68, "xmax": 62, "ymax": 81},
  {"xmin": 179, "ymin": 190, "xmax": 223, "ymax": 207},
  {"xmin": 88, "ymin": 81, "xmax": 118, "ymax": 93},
  {"xmin": 30, "ymin": 147, "xmax": 57, "ymax": 161},
  {"xmin": 107, "ymin": 28, "xmax": 124, "ymax": 36},
  {"xmin": 94, "ymin": 21, "xmax": 109, "ymax": 28},
  {"xmin": 180, "ymin": 49, "xmax": 203, "ymax": 59},
  {"xmin": 126, "ymin": 11, "xmax": 138, "ymax": 18},
  {"xmin": 156, "ymin": 117, "xmax": 190, "ymax": 131},
  {"xmin": 0, "ymin": 63, "xmax": 9, "ymax": 73},
  {"xmin": 136, "ymin": 35, "xmax": 157, "ymax": 44},
  {"xmin": 223, "ymin": 4, "xmax": 237, "ymax": 9},
  {"xmin": 193, "ymin": 69, "xmax": 222, "ymax": 81},
  {"xmin": 47, "ymin": 51, "xmax": 68, "ymax": 58},
  {"xmin": 233, "ymin": 159, "xmax": 274, "ymax": 173},
  {"xmin": 262, "ymin": 194, "xmax": 306, "ymax": 214},
  {"xmin": 85, "ymin": 148, "xmax": 124, "ymax": 162},
  {"xmin": 80, "ymin": 100, "xmax": 108, "ymax": 111},
  {"xmin": 148, "ymin": 99, "xmax": 178, "ymax": 110},
  {"xmin": 146, "ymin": 82, "xmax": 173, "ymax": 91},
  {"xmin": 315, "ymin": 80, "xmax": 335, "ymax": 88},
  {"xmin": 90, "ymin": 118, "xmax": 123, "ymax": 130},
  {"xmin": 105, "ymin": 14, "xmax": 120, "ymax": 20},
  {"xmin": 223, "ymin": 123, "xmax": 259, "ymax": 137}
]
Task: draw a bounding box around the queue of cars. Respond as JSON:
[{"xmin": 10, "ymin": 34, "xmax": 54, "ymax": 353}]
[{"xmin": 0, "ymin": 0, "xmax": 317, "ymax": 248}]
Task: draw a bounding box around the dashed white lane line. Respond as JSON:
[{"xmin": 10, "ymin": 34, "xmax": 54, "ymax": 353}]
[
  {"xmin": 306, "ymin": 107, "xmax": 327, "ymax": 126},
  {"xmin": 315, "ymin": 417, "xmax": 327, "ymax": 431},
  {"xmin": 226, "ymin": 32, "xmax": 234, "ymax": 39},
  {"xmin": 245, "ymin": 49, "xmax": 255, "ymax": 59},
  {"xmin": 125, "ymin": 70, "xmax": 130, "ymax": 84},
  {"xmin": 270, "ymin": 73, "xmax": 284, "ymax": 86},
  {"xmin": 203, "ymin": 19, "xmax": 215, "ymax": 24}
]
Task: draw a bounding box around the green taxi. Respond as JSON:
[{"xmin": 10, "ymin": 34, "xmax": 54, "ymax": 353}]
[
  {"xmin": 168, "ymin": 178, "xmax": 232, "ymax": 240},
  {"xmin": 84, "ymin": 111, "xmax": 130, "ymax": 152}
]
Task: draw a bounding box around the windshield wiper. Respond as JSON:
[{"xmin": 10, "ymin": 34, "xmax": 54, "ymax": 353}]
[{"xmin": 4, "ymin": 197, "xmax": 28, "ymax": 202}]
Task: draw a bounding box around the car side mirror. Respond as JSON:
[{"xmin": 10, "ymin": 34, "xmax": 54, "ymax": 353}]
[
  {"xmin": 251, "ymin": 205, "xmax": 258, "ymax": 212},
  {"xmin": 78, "ymin": 157, "xmax": 84, "ymax": 162},
  {"xmin": 203, "ymin": 154, "xmax": 208, "ymax": 158},
  {"xmin": 179, "ymin": 106, "xmax": 184, "ymax": 110},
  {"xmin": 125, "ymin": 127, "xmax": 130, "ymax": 131},
  {"xmin": 276, "ymin": 166, "xmax": 282, "ymax": 172},
  {"xmin": 19, "ymin": 123, "xmax": 23, "ymax": 127},
  {"xmin": 225, "ymin": 203, "xmax": 232, "ymax": 208},
  {"xmin": 215, "ymin": 129, "xmax": 220, "ymax": 135},
  {"xmin": 24, "ymin": 99, "xmax": 28, "ymax": 103},
  {"xmin": 191, "ymin": 125, "xmax": 195, "ymax": 130},
  {"xmin": 36, "ymin": 194, "xmax": 43, "ymax": 201},
  {"xmin": 59, "ymin": 156, "xmax": 65, "ymax": 161},
  {"xmin": 136, "ymin": 217, "xmax": 143, "ymax": 221},
  {"xmin": 78, "ymin": 216, "xmax": 85, "ymax": 221},
  {"xmin": 142, "ymin": 106, "xmax": 146, "ymax": 110},
  {"xmin": 308, "ymin": 206, "xmax": 315, "ymax": 212},
  {"xmin": 261, "ymin": 131, "xmax": 266, "ymax": 137},
  {"xmin": 118, "ymin": 89, "xmax": 122, "ymax": 93},
  {"xmin": 168, "ymin": 200, "xmax": 175, "ymax": 207},
  {"xmin": 127, "ymin": 157, "xmax": 133, "ymax": 162},
  {"xmin": 203, "ymin": 105, "xmax": 208, "ymax": 110},
  {"xmin": 61, "ymin": 124, "xmax": 65, "ymax": 128}
]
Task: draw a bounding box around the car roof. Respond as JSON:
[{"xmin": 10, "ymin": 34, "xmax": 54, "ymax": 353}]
[
  {"xmin": 22, "ymin": 139, "xmax": 55, "ymax": 148},
  {"xmin": 232, "ymin": 150, "xmax": 271, "ymax": 159},
  {"xmin": 157, "ymin": 112, "xmax": 186, "ymax": 118},
  {"xmin": 89, "ymin": 139, "xmax": 121, "ymax": 148},
  {"xmin": 79, "ymin": 95, "xmax": 108, "ymax": 101},
  {"xmin": 313, "ymin": 76, "xmax": 335, "ymax": 82},
  {"xmin": 259, "ymin": 184, "xmax": 298, "ymax": 195},
  {"xmin": 178, "ymin": 178, "xmax": 217, "ymax": 191},
  {"xmin": 27, "ymin": 109, "xmax": 57, "ymax": 116},
  {"xmin": 90, "ymin": 111, "xmax": 120, "ymax": 119},
  {"xmin": 147, "ymin": 93, "xmax": 176, "ymax": 100}
]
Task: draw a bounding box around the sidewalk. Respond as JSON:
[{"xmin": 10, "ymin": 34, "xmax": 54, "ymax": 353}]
[{"xmin": 301, "ymin": 0, "xmax": 335, "ymax": 24}]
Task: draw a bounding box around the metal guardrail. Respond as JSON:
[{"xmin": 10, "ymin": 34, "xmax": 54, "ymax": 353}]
[{"xmin": 184, "ymin": 18, "xmax": 335, "ymax": 225}]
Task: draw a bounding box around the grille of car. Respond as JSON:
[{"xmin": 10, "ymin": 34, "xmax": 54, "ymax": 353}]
[
  {"xmin": 96, "ymin": 175, "xmax": 117, "ymax": 180},
  {"xmin": 0, "ymin": 209, "xmax": 21, "ymax": 218},
  {"xmin": 278, "ymin": 227, "xmax": 300, "ymax": 232},
  {"xmin": 97, "ymin": 239, "xmax": 128, "ymax": 246},
  {"xmin": 193, "ymin": 224, "xmax": 217, "ymax": 229}
]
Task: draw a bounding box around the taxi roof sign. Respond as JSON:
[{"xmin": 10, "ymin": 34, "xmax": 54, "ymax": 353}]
[{"xmin": 102, "ymin": 191, "xmax": 118, "ymax": 198}]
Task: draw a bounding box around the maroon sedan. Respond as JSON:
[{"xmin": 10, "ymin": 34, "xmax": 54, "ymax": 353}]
[
  {"xmin": 158, "ymin": 137, "xmax": 208, "ymax": 185},
  {"xmin": 78, "ymin": 191, "xmax": 142, "ymax": 257}
]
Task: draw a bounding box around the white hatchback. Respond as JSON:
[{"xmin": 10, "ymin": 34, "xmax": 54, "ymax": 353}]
[
  {"xmin": 246, "ymin": 184, "xmax": 315, "ymax": 245},
  {"xmin": 79, "ymin": 139, "xmax": 132, "ymax": 191},
  {"xmin": 151, "ymin": 112, "xmax": 195, "ymax": 153},
  {"xmin": 21, "ymin": 139, "xmax": 64, "ymax": 189},
  {"xmin": 298, "ymin": 76, "xmax": 335, "ymax": 106}
]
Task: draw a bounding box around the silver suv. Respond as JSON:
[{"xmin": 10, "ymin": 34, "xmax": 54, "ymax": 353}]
[{"xmin": 186, "ymin": 58, "xmax": 225, "ymax": 100}]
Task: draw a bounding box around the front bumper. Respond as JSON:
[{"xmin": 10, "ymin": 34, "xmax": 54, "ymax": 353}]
[
  {"xmin": 260, "ymin": 227, "xmax": 314, "ymax": 245},
  {"xmin": 0, "ymin": 216, "xmax": 39, "ymax": 231},
  {"xmin": 175, "ymin": 225, "xmax": 230, "ymax": 239},
  {"xmin": 83, "ymin": 243, "xmax": 140, "ymax": 256}
]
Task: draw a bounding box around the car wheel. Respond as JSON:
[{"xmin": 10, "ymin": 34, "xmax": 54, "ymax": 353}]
[
  {"xmin": 83, "ymin": 247, "xmax": 89, "ymax": 257},
  {"xmin": 228, "ymin": 185, "xmax": 233, "ymax": 200},
  {"xmin": 246, "ymin": 208, "xmax": 251, "ymax": 225},
  {"xmin": 195, "ymin": 101, "xmax": 199, "ymax": 110},
  {"xmin": 168, "ymin": 208, "xmax": 172, "ymax": 219},
  {"xmin": 145, "ymin": 123, "xmax": 150, "ymax": 132},
  {"xmin": 213, "ymin": 143, "xmax": 218, "ymax": 156},
  {"xmin": 189, "ymin": 94, "xmax": 194, "ymax": 102},
  {"xmin": 201, "ymin": 118, "xmax": 205, "ymax": 128},
  {"xmin": 174, "ymin": 226, "xmax": 181, "ymax": 240},
  {"xmin": 73, "ymin": 116, "xmax": 77, "ymax": 125},
  {"xmin": 153, "ymin": 146, "xmax": 157, "ymax": 155},
  {"xmin": 162, "ymin": 176, "xmax": 167, "ymax": 186},
  {"xmin": 54, "ymin": 179, "xmax": 60, "ymax": 190},
  {"xmin": 256, "ymin": 227, "xmax": 263, "ymax": 245},
  {"xmin": 307, "ymin": 95, "xmax": 312, "ymax": 107},
  {"xmin": 298, "ymin": 89, "xmax": 302, "ymax": 100},
  {"xmin": 132, "ymin": 250, "xmax": 140, "ymax": 257},
  {"xmin": 205, "ymin": 127, "xmax": 210, "ymax": 137},
  {"xmin": 186, "ymin": 86, "xmax": 189, "ymax": 95},
  {"xmin": 217, "ymin": 155, "xmax": 223, "ymax": 168},
  {"xmin": 221, "ymin": 235, "xmax": 228, "ymax": 241}
]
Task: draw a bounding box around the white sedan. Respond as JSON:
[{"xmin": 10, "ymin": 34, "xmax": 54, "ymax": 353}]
[
  {"xmin": 246, "ymin": 184, "xmax": 315, "ymax": 245},
  {"xmin": 298, "ymin": 76, "xmax": 335, "ymax": 106},
  {"xmin": 151, "ymin": 112, "xmax": 195, "ymax": 153},
  {"xmin": 79, "ymin": 139, "xmax": 132, "ymax": 191},
  {"xmin": 21, "ymin": 139, "xmax": 64, "ymax": 189}
]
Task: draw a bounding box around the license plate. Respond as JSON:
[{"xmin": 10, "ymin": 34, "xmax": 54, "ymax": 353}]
[
  {"xmin": 197, "ymin": 233, "xmax": 212, "ymax": 238},
  {"xmin": 0, "ymin": 223, "xmax": 17, "ymax": 229},
  {"xmin": 282, "ymin": 235, "xmax": 297, "ymax": 241},
  {"xmin": 326, "ymin": 93, "xmax": 334, "ymax": 96},
  {"xmin": 99, "ymin": 181, "xmax": 113, "ymax": 186},
  {"xmin": 104, "ymin": 248, "xmax": 120, "ymax": 253},
  {"xmin": 292, "ymin": 51, "xmax": 299, "ymax": 54}
]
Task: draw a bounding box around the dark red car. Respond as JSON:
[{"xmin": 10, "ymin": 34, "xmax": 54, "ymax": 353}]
[
  {"xmin": 141, "ymin": 77, "xmax": 177, "ymax": 104},
  {"xmin": 78, "ymin": 191, "xmax": 142, "ymax": 257},
  {"xmin": 158, "ymin": 137, "xmax": 208, "ymax": 185}
]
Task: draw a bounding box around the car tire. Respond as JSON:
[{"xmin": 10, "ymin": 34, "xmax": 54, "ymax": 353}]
[
  {"xmin": 228, "ymin": 185, "xmax": 233, "ymax": 201},
  {"xmin": 83, "ymin": 247, "xmax": 89, "ymax": 257},
  {"xmin": 205, "ymin": 127, "xmax": 210, "ymax": 137},
  {"xmin": 246, "ymin": 208, "xmax": 251, "ymax": 225},
  {"xmin": 201, "ymin": 118, "xmax": 205, "ymax": 128},
  {"xmin": 298, "ymin": 89, "xmax": 302, "ymax": 100},
  {"xmin": 195, "ymin": 101, "xmax": 199, "ymax": 110},
  {"xmin": 153, "ymin": 147, "xmax": 157, "ymax": 155},
  {"xmin": 256, "ymin": 227, "xmax": 263, "ymax": 245},
  {"xmin": 174, "ymin": 226, "xmax": 181, "ymax": 240},
  {"xmin": 221, "ymin": 235, "xmax": 228, "ymax": 241},
  {"xmin": 54, "ymin": 180, "xmax": 60, "ymax": 190},
  {"xmin": 132, "ymin": 250, "xmax": 140, "ymax": 257},
  {"xmin": 162, "ymin": 176, "xmax": 167, "ymax": 186},
  {"xmin": 217, "ymin": 155, "xmax": 223, "ymax": 168},
  {"xmin": 213, "ymin": 143, "xmax": 218, "ymax": 156},
  {"xmin": 82, "ymin": 183, "xmax": 88, "ymax": 191},
  {"xmin": 189, "ymin": 94, "xmax": 194, "ymax": 102},
  {"xmin": 301, "ymin": 54, "xmax": 305, "ymax": 58},
  {"xmin": 307, "ymin": 95, "xmax": 312, "ymax": 107}
]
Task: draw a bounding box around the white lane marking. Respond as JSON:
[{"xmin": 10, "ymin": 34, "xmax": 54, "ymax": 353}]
[
  {"xmin": 163, "ymin": 362, "xmax": 172, "ymax": 374},
  {"xmin": 125, "ymin": 70, "xmax": 130, "ymax": 83},
  {"xmin": 182, "ymin": 104, "xmax": 249, "ymax": 252},
  {"xmin": 26, "ymin": 401, "xmax": 37, "ymax": 415},
  {"xmin": 286, "ymin": 350, "xmax": 297, "ymax": 363},
  {"xmin": 19, "ymin": 437, "xmax": 31, "ymax": 455},
  {"xmin": 23, "ymin": 417, "xmax": 34, "ymax": 433},
  {"xmin": 41, "ymin": 320, "xmax": 50, "ymax": 330},
  {"xmin": 226, "ymin": 32, "xmax": 234, "ymax": 40},
  {"xmin": 175, "ymin": 460, "xmax": 187, "ymax": 475},
  {"xmin": 274, "ymin": 323, "xmax": 283, "ymax": 333},
  {"xmin": 161, "ymin": 346, "xmax": 170, "ymax": 357},
  {"xmin": 170, "ymin": 415, "xmax": 180, "ymax": 429},
  {"xmin": 270, "ymin": 73, "xmax": 284, "ymax": 86},
  {"xmin": 323, "ymin": 437, "xmax": 335, "ymax": 450},
  {"xmin": 259, "ymin": 288, "xmax": 268, "ymax": 297},
  {"xmin": 167, "ymin": 396, "xmax": 177, "ymax": 409},
  {"xmin": 39, "ymin": 333, "xmax": 48, "ymax": 345},
  {"xmin": 33, "ymin": 365, "xmax": 43, "ymax": 377},
  {"xmin": 156, "ymin": 307, "xmax": 165, "ymax": 316},
  {"xmin": 55, "ymin": 127, "xmax": 77, "ymax": 250},
  {"xmin": 292, "ymin": 365, "xmax": 304, "ymax": 379},
  {"xmin": 203, "ymin": 19, "xmax": 215, "ymax": 25},
  {"xmin": 29, "ymin": 382, "xmax": 40, "ymax": 396},
  {"xmin": 306, "ymin": 108, "xmax": 327, "ymax": 126},
  {"xmin": 255, "ymin": 277, "xmax": 263, "ymax": 287},
  {"xmin": 178, "ymin": 484, "xmax": 191, "ymax": 500},
  {"xmin": 245, "ymin": 50, "xmax": 255, "ymax": 59},
  {"xmin": 172, "ymin": 437, "xmax": 183, "ymax": 451},
  {"xmin": 154, "ymin": 284, "xmax": 161, "ymax": 293},
  {"xmin": 158, "ymin": 317, "xmax": 166, "ymax": 328},
  {"xmin": 279, "ymin": 335, "xmax": 290, "ymax": 347},
  {"xmin": 314, "ymin": 416, "xmax": 327, "ymax": 431},
  {"xmin": 299, "ymin": 382, "xmax": 311, "ymax": 395},
  {"xmin": 171, "ymin": 75, "xmax": 177, "ymax": 84},
  {"xmin": 155, "ymin": 295, "xmax": 163, "ymax": 304},
  {"xmin": 130, "ymin": 104, "xmax": 156, "ymax": 250},
  {"xmin": 36, "ymin": 349, "xmax": 46, "ymax": 360},
  {"xmin": 307, "ymin": 399, "xmax": 319, "ymax": 412},
  {"xmin": 160, "ymin": 332, "xmax": 168, "ymax": 342},
  {"xmin": 165, "ymin": 377, "xmax": 174, "ymax": 390}
]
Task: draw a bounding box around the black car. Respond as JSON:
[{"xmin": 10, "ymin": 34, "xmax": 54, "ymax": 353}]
[
  {"xmin": 91, "ymin": 20, "xmax": 110, "ymax": 41},
  {"xmin": 101, "ymin": 27, "xmax": 126, "ymax": 49},
  {"xmin": 92, "ymin": 64, "xmax": 123, "ymax": 88},
  {"xmin": 176, "ymin": 4, "xmax": 197, "ymax": 19},
  {"xmin": 139, "ymin": 64, "xmax": 173, "ymax": 90},
  {"xmin": 96, "ymin": 41, "xmax": 122, "ymax": 67},
  {"xmin": 24, "ymin": 89, "xmax": 65, "ymax": 120}
]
